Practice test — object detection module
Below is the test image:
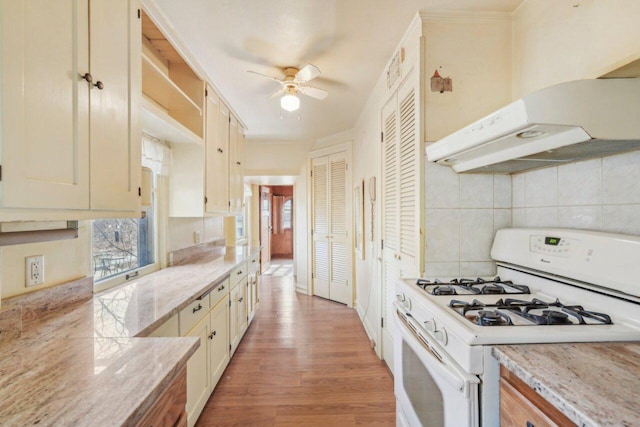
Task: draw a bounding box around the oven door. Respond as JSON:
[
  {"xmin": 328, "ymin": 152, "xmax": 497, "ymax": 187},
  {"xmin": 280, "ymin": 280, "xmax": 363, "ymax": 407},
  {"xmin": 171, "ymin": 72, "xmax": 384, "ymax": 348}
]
[{"xmin": 394, "ymin": 303, "xmax": 479, "ymax": 427}]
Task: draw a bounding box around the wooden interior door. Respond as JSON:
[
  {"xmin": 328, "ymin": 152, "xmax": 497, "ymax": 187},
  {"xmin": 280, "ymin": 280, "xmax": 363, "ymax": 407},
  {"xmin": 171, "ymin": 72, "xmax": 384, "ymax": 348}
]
[{"xmin": 259, "ymin": 186, "xmax": 272, "ymax": 273}]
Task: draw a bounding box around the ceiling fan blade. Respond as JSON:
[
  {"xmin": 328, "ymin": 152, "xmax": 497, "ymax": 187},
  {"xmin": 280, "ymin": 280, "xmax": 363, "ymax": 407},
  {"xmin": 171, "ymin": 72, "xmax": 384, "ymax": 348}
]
[
  {"xmin": 294, "ymin": 64, "xmax": 321, "ymax": 83},
  {"xmin": 247, "ymin": 70, "xmax": 282, "ymax": 83},
  {"xmin": 269, "ymin": 87, "xmax": 285, "ymax": 99},
  {"xmin": 298, "ymin": 85, "xmax": 328, "ymax": 100}
]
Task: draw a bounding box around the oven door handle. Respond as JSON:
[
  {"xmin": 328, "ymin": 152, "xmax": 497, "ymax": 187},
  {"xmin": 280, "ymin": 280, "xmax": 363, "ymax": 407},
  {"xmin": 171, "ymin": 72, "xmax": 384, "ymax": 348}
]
[{"xmin": 394, "ymin": 303, "xmax": 479, "ymax": 394}]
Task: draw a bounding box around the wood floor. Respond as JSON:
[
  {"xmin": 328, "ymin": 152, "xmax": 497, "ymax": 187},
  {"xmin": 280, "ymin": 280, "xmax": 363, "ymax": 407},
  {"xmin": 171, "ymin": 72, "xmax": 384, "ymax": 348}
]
[{"xmin": 196, "ymin": 267, "xmax": 395, "ymax": 426}]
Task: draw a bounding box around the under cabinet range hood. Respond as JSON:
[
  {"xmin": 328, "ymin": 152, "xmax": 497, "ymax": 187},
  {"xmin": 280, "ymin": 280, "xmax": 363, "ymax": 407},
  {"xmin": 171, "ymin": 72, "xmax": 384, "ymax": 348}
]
[{"xmin": 426, "ymin": 78, "xmax": 640, "ymax": 173}]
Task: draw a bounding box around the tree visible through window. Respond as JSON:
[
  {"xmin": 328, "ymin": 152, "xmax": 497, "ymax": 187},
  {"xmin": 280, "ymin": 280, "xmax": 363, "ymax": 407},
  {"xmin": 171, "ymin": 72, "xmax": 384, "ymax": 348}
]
[
  {"xmin": 282, "ymin": 199, "xmax": 292, "ymax": 229},
  {"xmin": 92, "ymin": 206, "xmax": 155, "ymax": 281}
]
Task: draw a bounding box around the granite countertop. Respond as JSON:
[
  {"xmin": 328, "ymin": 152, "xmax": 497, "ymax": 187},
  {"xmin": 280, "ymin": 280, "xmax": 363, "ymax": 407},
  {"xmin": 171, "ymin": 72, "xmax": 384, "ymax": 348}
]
[
  {"xmin": 0, "ymin": 245, "xmax": 260, "ymax": 426},
  {"xmin": 493, "ymin": 343, "xmax": 640, "ymax": 427}
]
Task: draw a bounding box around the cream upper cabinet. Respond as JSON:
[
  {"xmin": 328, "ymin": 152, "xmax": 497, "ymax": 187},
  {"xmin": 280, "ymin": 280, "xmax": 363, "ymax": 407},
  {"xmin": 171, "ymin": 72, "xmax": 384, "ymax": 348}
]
[
  {"xmin": 90, "ymin": 0, "xmax": 141, "ymax": 212},
  {"xmin": 0, "ymin": 0, "xmax": 141, "ymax": 219},
  {"xmin": 0, "ymin": 0, "xmax": 90, "ymax": 212},
  {"xmin": 228, "ymin": 115, "xmax": 242, "ymax": 213},
  {"xmin": 204, "ymin": 89, "xmax": 229, "ymax": 213}
]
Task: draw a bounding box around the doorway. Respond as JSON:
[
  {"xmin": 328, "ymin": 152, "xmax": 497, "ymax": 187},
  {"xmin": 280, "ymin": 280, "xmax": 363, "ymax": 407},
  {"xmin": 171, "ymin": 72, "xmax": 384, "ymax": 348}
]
[{"xmin": 259, "ymin": 185, "xmax": 294, "ymax": 273}]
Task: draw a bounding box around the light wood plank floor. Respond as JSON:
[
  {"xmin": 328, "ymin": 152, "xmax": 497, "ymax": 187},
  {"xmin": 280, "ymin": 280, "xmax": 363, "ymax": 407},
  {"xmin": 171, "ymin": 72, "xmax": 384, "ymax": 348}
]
[{"xmin": 196, "ymin": 269, "xmax": 395, "ymax": 426}]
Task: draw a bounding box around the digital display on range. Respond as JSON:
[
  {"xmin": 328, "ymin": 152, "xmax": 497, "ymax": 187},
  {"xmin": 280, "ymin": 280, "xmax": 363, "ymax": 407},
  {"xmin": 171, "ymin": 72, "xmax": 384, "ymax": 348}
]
[{"xmin": 545, "ymin": 237, "xmax": 561, "ymax": 246}]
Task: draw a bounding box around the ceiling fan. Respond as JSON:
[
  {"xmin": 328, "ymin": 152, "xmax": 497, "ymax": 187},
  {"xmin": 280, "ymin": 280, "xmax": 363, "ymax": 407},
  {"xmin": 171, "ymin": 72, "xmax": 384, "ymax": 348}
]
[{"xmin": 247, "ymin": 64, "xmax": 328, "ymax": 112}]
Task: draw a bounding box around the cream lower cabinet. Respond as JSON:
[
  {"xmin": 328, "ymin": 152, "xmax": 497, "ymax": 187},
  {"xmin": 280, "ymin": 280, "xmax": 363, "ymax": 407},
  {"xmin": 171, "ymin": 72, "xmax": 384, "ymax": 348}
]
[
  {"xmin": 230, "ymin": 273, "xmax": 248, "ymax": 355},
  {"xmin": 209, "ymin": 295, "xmax": 230, "ymax": 390},
  {"xmin": 0, "ymin": 0, "xmax": 141, "ymax": 220},
  {"xmin": 247, "ymin": 254, "xmax": 260, "ymax": 323},
  {"xmin": 185, "ymin": 315, "xmax": 210, "ymax": 425}
]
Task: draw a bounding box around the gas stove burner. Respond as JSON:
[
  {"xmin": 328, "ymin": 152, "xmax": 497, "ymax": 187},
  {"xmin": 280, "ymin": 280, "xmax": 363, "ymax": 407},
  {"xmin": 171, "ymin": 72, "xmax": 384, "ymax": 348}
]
[
  {"xmin": 476, "ymin": 310, "xmax": 512, "ymax": 326},
  {"xmin": 481, "ymin": 284, "xmax": 506, "ymax": 294},
  {"xmin": 431, "ymin": 285, "xmax": 456, "ymax": 295}
]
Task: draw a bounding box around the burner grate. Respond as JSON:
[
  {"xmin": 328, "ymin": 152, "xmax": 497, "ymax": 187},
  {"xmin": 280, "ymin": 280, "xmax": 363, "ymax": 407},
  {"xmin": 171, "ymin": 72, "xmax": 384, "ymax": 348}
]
[{"xmin": 416, "ymin": 276, "xmax": 530, "ymax": 295}]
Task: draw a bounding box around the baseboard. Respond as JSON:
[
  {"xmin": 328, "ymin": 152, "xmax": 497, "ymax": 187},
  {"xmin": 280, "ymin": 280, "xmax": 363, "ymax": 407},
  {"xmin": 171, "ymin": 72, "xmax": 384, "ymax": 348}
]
[
  {"xmin": 355, "ymin": 301, "xmax": 379, "ymax": 357},
  {"xmin": 295, "ymin": 283, "xmax": 308, "ymax": 295}
]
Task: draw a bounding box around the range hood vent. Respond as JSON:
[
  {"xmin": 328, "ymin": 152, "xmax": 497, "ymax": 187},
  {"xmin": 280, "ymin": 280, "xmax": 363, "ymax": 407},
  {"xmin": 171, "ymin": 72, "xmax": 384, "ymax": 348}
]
[{"xmin": 426, "ymin": 78, "xmax": 640, "ymax": 173}]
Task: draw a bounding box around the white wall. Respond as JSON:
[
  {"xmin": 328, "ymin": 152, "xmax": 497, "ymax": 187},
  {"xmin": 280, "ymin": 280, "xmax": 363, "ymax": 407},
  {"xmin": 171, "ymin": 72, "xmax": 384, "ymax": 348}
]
[
  {"xmin": 244, "ymin": 139, "xmax": 313, "ymax": 176},
  {"xmin": 293, "ymin": 162, "xmax": 309, "ymax": 292},
  {"xmin": 512, "ymin": 0, "xmax": 640, "ymax": 98}
]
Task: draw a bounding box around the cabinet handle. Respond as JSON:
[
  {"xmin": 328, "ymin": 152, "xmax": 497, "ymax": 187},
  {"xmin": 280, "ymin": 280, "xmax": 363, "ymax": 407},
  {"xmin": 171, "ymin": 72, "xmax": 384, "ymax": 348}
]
[
  {"xmin": 94, "ymin": 81, "xmax": 104, "ymax": 90},
  {"xmin": 239, "ymin": 297, "xmax": 243, "ymax": 303},
  {"xmin": 236, "ymin": 161, "xmax": 241, "ymax": 166},
  {"xmin": 217, "ymin": 148, "xmax": 223, "ymax": 153},
  {"xmin": 252, "ymin": 259, "xmax": 256, "ymax": 263},
  {"xmin": 237, "ymin": 270, "xmax": 243, "ymax": 275},
  {"xmin": 82, "ymin": 72, "xmax": 93, "ymax": 83},
  {"xmin": 192, "ymin": 304, "xmax": 203, "ymax": 313},
  {"xmin": 218, "ymin": 285, "xmax": 225, "ymax": 292},
  {"xmin": 208, "ymin": 331, "xmax": 216, "ymax": 340}
]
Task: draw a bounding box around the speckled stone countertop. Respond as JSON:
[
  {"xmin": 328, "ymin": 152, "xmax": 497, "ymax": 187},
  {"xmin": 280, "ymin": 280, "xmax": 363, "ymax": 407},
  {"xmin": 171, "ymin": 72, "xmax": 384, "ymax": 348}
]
[
  {"xmin": 493, "ymin": 343, "xmax": 640, "ymax": 427},
  {"xmin": 0, "ymin": 245, "xmax": 260, "ymax": 426}
]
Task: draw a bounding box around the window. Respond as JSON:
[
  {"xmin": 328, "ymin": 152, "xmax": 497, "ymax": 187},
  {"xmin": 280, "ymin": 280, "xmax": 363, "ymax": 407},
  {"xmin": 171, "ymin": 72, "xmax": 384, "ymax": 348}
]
[
  {"xmin": 235, "ymin": 215, "xmax": 246, "ymax": 240},
  {"xmin": 92, "ymin": 204, "xmax": 155, "ymax": 282},
  {"xmin": 282, "ymin": 199, "xmax": 292, "ymax": 229}
]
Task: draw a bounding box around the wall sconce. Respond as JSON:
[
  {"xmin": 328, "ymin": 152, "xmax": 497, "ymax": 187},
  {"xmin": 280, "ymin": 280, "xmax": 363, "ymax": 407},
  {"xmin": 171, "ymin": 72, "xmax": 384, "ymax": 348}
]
[{"xmin": 430, "ymin": 70, "xmax": 452, "ymax": 93}]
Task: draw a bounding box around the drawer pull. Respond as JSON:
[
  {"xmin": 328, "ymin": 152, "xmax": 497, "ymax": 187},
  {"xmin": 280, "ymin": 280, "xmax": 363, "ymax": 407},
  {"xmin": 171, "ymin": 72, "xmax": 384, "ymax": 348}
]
[
  {"xmin": 238, "ymin": 297, "xmax": 243, "ymax": 303},
  {"xmin": 218, "ymin": 285, "xmax": 225, "ymax": 292},
  {"xmin": 208, "ymin": 331, "xmax": 216, "ymax": 340},
  {"xmin": 237, "ymin": 270, "xmax": 243, "ymax": 275},
  {"xmin": 252, "ymin": 259, "xmax": 256, "ymax": 263},
  {"xmin": 192, "ymin": 304, "xmax": 203, "ymax": 313}
]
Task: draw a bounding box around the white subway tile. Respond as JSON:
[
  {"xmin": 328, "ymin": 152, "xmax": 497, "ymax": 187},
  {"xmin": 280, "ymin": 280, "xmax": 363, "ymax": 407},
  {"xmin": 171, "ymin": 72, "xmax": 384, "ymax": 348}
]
[
  {"xmin": 460, "ymin": 174, "xmax": 494, "ymax": 208},
  {"xmin": 494, "ymin": 209, "xmax": 512, "ymax": 233},
  {"xmin": 494, "ymin": 175, "xmax": 512, "ymax": 208},
  {"xmin": 425, "ymin": 209, "xmax": 460, "ymax": 262},
  {"xmin": 524, "ymin": 167, "xmax": 558, "ymax": 207},
  {"xmin": 512, "ymin": 208, "xmax": 526, "ymax": 227},
  {"xmin": 425, "ymin": 262, "xmax": 460, "ymax": 277},
  {"xmin": 512, "ymin": 173, "xmax": 525, "ymax": 208},
  {"xmin": 602, "ymin": 151, "xmax": 640, "ymax": 204},
  {"xmin": 425, "ymin": 160, "xmax": 460, "ymax": 208},
  {"xmin": 558, "ymin": 206, "xmax": 602, "ymax": 230},
  {"xmin": 525, "ymin": 207, "xmax": 558, "ymax": 227},
  {"xmin": 460, "ymin": 262, "xmax": 496, "ymax": 277},
  {"xmin": 558, "ymin": 158, "xmax": 602, "ymax": 206},
  {"xmin": 602, "ymin": 204, "xmax": 640, "ymax": 235},
  {"xmin": 460, "ymin": 209, "xmax": 494, "ymax": 261}
]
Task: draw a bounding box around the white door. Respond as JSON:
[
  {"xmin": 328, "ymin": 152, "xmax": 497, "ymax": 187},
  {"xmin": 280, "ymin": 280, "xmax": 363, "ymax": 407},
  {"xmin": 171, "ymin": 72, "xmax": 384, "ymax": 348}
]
[
  {"xmin": 89, "ymin": 0, "xmax": 141, "ymax": 212},
  {"xmin": 381, "ymin": 94, "xmax": 400, "ymax": 371},
  {"xmin": 380, "ymin": 68, "xmax": 423, "ymax": 372},
  {"xmin": 311, "ymin": 153, "xmax": 350, "ymax": 305},
  {"xmin": 0, "ymin": 0, "xmax": 90, "ymax": 210}
]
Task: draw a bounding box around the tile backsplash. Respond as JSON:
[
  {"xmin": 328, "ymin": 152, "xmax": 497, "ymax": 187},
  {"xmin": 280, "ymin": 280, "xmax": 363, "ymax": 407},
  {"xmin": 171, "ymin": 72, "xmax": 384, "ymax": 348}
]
[
  {"xmin": 512, "ymin": 151, "xmax": 640, "ymax": 235},
  {"xmin": 423, "ymin": 150, "xmax": 640, "ymax": 277},
  {"xmin": 424, "ymin": 158, "xmax": 511, "ymax": 277}
]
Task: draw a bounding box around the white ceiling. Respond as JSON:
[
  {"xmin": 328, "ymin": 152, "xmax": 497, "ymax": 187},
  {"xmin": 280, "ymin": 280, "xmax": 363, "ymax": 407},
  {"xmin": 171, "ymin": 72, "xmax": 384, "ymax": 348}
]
[{"xmin": 152, "ymin": 0, "xmax": 523, "ymax": 141}]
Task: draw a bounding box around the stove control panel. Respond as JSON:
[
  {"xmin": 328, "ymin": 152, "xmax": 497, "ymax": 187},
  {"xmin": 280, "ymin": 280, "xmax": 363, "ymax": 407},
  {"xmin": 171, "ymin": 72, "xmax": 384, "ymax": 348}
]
[{"xmin": 529, "ymin": 235, "xmax": 577, "ymax": 258}]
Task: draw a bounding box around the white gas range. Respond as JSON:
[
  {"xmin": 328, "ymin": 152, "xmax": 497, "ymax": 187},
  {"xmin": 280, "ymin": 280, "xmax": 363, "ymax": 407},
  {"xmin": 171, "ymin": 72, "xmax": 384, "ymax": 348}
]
[{"xmin": 393, "ymin": 228, "xmax": 640, "ymax": 427}]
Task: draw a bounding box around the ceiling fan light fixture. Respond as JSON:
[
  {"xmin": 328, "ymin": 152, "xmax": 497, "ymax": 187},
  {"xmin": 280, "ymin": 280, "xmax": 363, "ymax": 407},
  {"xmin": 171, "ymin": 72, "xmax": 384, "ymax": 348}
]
[{"xmin": 280, "ymin": 88, "xmax": 300, "ymax": 111}]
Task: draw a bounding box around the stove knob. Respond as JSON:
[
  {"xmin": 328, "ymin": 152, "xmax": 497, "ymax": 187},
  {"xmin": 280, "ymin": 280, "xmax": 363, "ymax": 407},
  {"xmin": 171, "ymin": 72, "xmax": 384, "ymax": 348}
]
[
  {"xmin": 424, "ymin": 319, "xmax": 437, "ymax": 332},
  {"xmin": 434, "ymin": 328, "xmax": 448, "ymax": 346}
]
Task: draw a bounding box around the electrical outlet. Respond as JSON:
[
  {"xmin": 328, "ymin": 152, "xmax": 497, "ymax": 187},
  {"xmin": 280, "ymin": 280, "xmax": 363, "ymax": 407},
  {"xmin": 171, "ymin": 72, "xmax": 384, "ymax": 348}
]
[
  {"xmin": 26, "ymin": 255, "xmax": 45, "ymax": 287},
  {"xmin": 194, "ymin": 231, "xmax": 201, "ymax": 244}
]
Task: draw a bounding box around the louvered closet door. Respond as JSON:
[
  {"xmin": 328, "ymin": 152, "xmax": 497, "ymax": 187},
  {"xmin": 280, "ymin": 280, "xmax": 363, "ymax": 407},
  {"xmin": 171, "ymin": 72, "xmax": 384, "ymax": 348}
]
[
  {"xmin": 397, "ymin": 70, "xmax": 422, "ymax": 277},
  {"xmin": 312, "ymin": 157, "xmax": 330, "ymax": 299},
  {"xmin": 328, "ymin": 153, "xmax": 349, "ymax": 305},
  {"xmin": 381, "ymin": 95, "xmax": 400, "ymax": 370}
]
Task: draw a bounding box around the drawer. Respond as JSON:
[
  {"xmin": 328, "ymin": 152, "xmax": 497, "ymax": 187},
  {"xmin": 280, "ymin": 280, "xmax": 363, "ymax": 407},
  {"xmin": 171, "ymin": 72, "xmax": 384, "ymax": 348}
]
[
  {"xmin": 209, "ymin": 278, "xmax": 230, "ymax": 309},
  {"xmin": 179, "ymin": 295, "xmax": 210, "ymax": 336},
  {"xmin": 249, "ymin": 253, "xmax": 259, "ymax": 272},
  {"xmin": 230, "ymin": 262, "xmax": 248, "ymax": 288}
]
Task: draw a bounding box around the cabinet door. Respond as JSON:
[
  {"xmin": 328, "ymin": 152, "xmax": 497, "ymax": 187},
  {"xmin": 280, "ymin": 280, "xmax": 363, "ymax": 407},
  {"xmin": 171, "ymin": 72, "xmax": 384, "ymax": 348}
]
[
  {"xmin": 328, "ymin": 152, "xmax": 349, "ymax": 305},
  {"xmin": 229, "ymin": 284, "xmax": 240, "ymax": 354},
  {"xmin": 0, "ymin": 0, "xmax": 90, "ymax": 210},
  {"xmin": 239, "ymin": 278, "xmax": 248, "ymax": 335},
  {"xmin": 185, "ymin": 316, "xmax": 209, "ymax": 425},
  {"xmin": 204, "ymin": 90, "xmax": 229, "ymax": 213},
  {"xmin": 311, "ymin": 156, "xmax": 330, "ymax": 299},
  {"xmin": 228, "ymin": 115, "xmax": 241, "ymax": 213},
  {"xmin": 89, "ymin": 0, "xmax": 141, "ymax": 212},
  {"xmin": 209, "ymin": 295, "xmax": 229, "ymax": 391}
]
